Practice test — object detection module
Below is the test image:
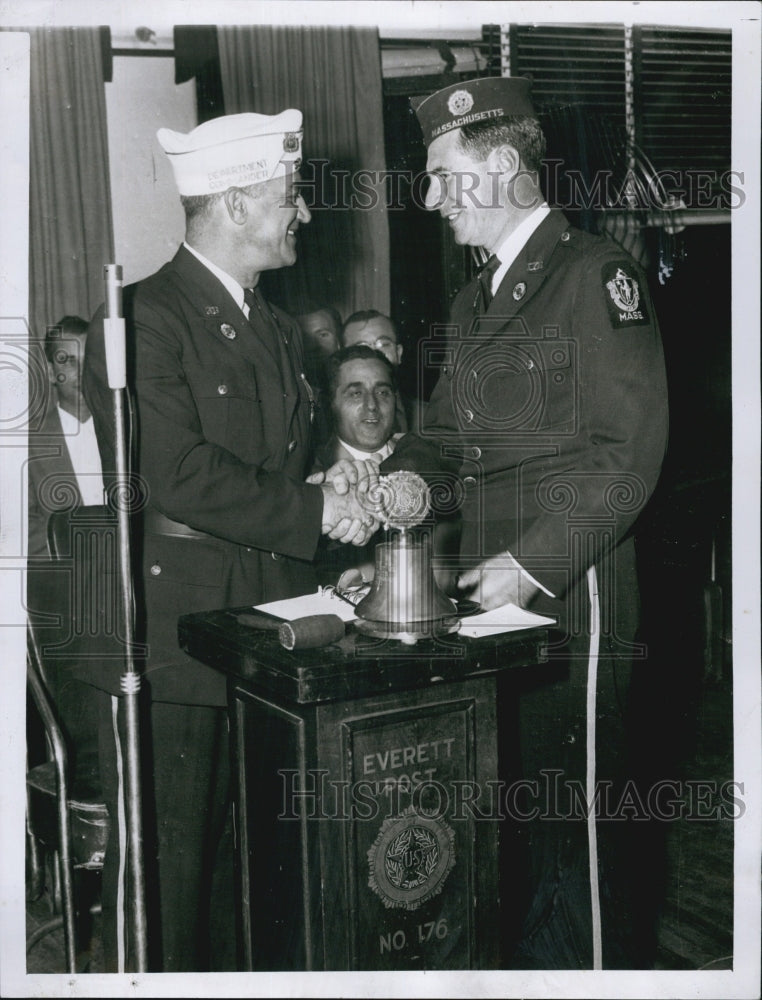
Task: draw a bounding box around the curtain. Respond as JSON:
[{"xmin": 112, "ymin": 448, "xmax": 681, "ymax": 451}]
[
  {"xmin": 217, "ymin": 25, "xmax": 390, "ymax": 321},
  {"xmin": 27, "ymin": 27, "xmax": 114, "ymax": 342}
]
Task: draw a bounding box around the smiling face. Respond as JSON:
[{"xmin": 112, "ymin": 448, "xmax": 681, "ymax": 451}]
[
  {"xmin": 244, "ymin": 171, "xmax": 311, "ymax": 273},
  {"xmin": 332, "ymin": 357, "xmax": 396, "ymax": 453},
  {"xmin": 423, "ymin": 129, "xmax": 516, "ymax": 252}
]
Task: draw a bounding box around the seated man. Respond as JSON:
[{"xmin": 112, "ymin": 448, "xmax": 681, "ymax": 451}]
[
  {"xmin": 314, "ymin": 344, "xmax": 400, "ymax": 585},
  {"xmin": 27, "ymin": 316, "xmax": 106, "ymax": 789},
  {"xmin": 340, "ymin": 309, "xmax": 425, "ymax": 433},
  {"xmin": 28, "ymin": 316, "xmax": 104, "ymax": 556}
]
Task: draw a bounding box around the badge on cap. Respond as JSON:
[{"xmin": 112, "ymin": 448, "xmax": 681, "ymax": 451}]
[
  {"xmin": 602, "ymin": 262, "xmax": 650, "ymax": 328},
  {"xmin": 447, "ymin": 89, "xmax": 474, "ymax": 116},
  {"xmin": 157, "ymin": 109, "xmax": 303, "ymax": 197},
  {"xmin": 413, "ymin": 76, "xmax": 536, "ymax": 147},
  {"xmin": 220, "ymin": 323, "xmax": 237, "ymax": 340}
]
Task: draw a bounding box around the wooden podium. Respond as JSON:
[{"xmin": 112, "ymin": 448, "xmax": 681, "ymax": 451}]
[{"xmin": 178, "ymin": 607, "xmax": 548, "ymax": 972}]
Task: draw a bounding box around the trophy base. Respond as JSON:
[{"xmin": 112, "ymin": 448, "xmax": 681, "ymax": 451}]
[{"xmin": 353, "ymin": 615, "xmax": 461, "ymax": 645}]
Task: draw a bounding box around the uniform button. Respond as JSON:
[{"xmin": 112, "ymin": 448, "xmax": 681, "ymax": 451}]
[
  {"xmin": 464, "ymin": 408, "xmax": 474, "ymax": 422},
  {"xmin": 287, "ymin": 440, "xmax": 297, "ymax": 453},
  {"xmin": 271, "ymin": 552, "xmax": 282, "ymax": 561},
  {"xmin": 217, "ymin": 384, "xmax": 228, "ymax": 395},
  {"xmin": 470, "ymin": 446, "xmax": 481, "ymax": 459},
  {"xmin": 526, "ymin": 359, "xmax": 534, "ymax": 370},
  {"xmin": 150, "ymin": 563, "xmax": 161, "ymax": 576},
  {"xmin": 463, "ymin": 476, "xmax": 477, "ymax": 487},
  {"xmin": 561, "ymin": 231, "xmax": 570, "ymax": 242}
]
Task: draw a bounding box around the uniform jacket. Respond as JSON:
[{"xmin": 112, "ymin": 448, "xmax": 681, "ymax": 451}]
[
  {"xmin": 385, "ymin": 209, "xmax": 669, "ymax": 603},
  {"xmin": 27, "ymin": 405, "xmax": 84, "ymax": 557},
  {"xmin": 83, "ymin": 245, "xmax": 324, "ymax": 705}
]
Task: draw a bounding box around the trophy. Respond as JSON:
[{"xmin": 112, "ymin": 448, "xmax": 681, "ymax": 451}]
[{"xmin": 353, "ymin": 471, "xmax": 457, "ymax": 643}]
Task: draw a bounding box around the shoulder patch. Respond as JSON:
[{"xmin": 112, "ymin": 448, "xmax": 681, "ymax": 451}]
[{"xmin": 602, "ymin": 261, "xmax": 650, "ymax": 329}]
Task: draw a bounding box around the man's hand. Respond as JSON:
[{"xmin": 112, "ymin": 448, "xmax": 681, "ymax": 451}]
[
  {"xmin": 320, "ymin": 480, "xmax": 382, "ymax": 546},
  {"xmin": 457, "ymin": 551, "xmax": 540, "ymax": 611},
  {"xmin": 306, "ymin": 457, "xmax": 380, "ymax": 496}
]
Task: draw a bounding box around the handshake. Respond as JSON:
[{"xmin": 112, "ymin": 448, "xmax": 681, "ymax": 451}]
[{"xmin": 306, "ymin": 457, "xmax": 386, "ymax": 547}]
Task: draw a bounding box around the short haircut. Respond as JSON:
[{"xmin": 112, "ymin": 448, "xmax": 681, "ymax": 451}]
[
  {"xmin": 298, "ymin": 305, "xmax": 343, "ymax": 333},
  {"xmin": 340, "ymin": 309, "xmax": 397, "ymax": 345},
  {"xmin": 44, "ymin": 315, "xmax": 88, "ymax": 363},
  {"xmin": 457, "ymin": 115, "xmax": 547, "ymax": 174},
  {"xmin": 180, "ymin": 182, "xmax": 264, "ymax": 225},
  {"xmin": 180, "ymin": 192, "xmax": 224, "ymax": 225},
  {"xmin": 324, "ymin": 344, "xmax": 397, "ymax": 402}
]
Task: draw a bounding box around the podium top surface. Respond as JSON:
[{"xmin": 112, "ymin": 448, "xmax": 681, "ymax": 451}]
[{"xmin": 178, "ymin": 606, "xmax": 549, "ymax": 705}]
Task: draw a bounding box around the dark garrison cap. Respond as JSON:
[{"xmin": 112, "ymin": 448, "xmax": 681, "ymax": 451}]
[{"xmin": 413, "ymin": 76, "xmax": 536, "ymax": 147}]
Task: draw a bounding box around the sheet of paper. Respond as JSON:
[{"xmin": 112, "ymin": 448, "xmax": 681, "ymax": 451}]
[
  {"xmin": 255, "ymin": 589, "xmax": 359, "ymax": 623},
  {"xmin": 457, "ymin": 602, "xmax": 556, "ymax": 638}
]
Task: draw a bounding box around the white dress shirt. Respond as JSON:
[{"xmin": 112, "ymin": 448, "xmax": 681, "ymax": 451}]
[
  {"xmin": 490, "ymin": 203, "xmax": 552, "ymax": 295},
  {"xmin": 57, "ymin": 406, "xmax": 105, "ymax": 505},
  {"xmin": 337, "ymin": 438, "xmax": 395, "ymax": 463}
]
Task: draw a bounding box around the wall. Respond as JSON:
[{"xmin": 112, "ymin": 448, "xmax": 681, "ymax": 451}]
[{"xmin": 105, "ymin": 55, "xmax": 196, "ymax": 285}]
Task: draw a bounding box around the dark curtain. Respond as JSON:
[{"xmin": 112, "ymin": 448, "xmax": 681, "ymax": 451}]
[
  {"xmin": 217, "ymin": 25, "xmax": 390, "ymax": 321},
  {"xmin": 25, "ymin": 27, "xmax": 114, "ymax": 342}
]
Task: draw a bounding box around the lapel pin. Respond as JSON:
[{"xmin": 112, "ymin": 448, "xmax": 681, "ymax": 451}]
[
  {"xmin": 205, "ymin": 305, "xmax": 220, "ymax": 316},
  {"xmin": 220, "ymin": 323, "xmax": 237, "ymax": 340},
  {"xmin": 513, "ymin": 282, "xmax": 527, "ymax": 301},
  {"xmin": 527, "ymin": 261, "xmax": 544, "ymax": 272}
]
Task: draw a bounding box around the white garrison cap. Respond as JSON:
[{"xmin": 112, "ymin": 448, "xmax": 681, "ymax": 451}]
[{"xmin": 157, "ymin": 109, "xmax": 303, "ymax": 196}]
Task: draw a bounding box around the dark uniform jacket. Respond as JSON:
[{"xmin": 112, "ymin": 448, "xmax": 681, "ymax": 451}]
[
  {"xmin": 385, "ymin": 209, "xmax": 669, "ymax": 610},
  {"xmin": 83, "ymin": 245, "xmax": 324, "ymax": 706}
]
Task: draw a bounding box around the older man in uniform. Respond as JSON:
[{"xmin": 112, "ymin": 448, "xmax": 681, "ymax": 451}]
[
  {"xmin": 384, "ymin": 77, "xmax": 669, "ymax": 968},
  {"xmin": 84, "ymin": 110, "xmax": 378, "ymax": 971}
]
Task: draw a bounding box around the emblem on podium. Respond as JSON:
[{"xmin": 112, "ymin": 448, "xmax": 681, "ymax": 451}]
[{"xmin": 367, "ymin": 807, "xmax": 455, "ymax": 911}]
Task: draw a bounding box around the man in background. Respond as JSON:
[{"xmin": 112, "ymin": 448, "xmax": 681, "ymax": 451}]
[
  {"xmin": 341, "ymin": 309, "xmax": 423, "ymax": 432},
  {"xmin": 316, "ymin": 344, "xmax": 399, "ymax": 468},
  {"xmin": 83, "ymin": 109, "xmax": 379, "ymax": 971},
  {"xmin": 296, "ymin": 304, "xmax": 342, "ymax": 364},
  {"xmin": 313, "ymin": 344, "xmax": 399, "ymax": 588},
  {"xmin": 27, "ymin": 316, "xmax": 106, "ymax": 805},
  {"xmin": 295, "ymin": 304, "xmax": 343, "ymax": 448},
  {"xmin": 28, "ymin": 316, "xmax": 104, "ymax": 556}
]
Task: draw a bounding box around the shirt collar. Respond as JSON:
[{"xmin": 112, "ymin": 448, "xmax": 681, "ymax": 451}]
[
  {"xmin": 337, "ymin": 438, "xmax": 394, "ymax": 462},
  {"xmin": 490, "ymin": 203, "xmax": 552, "ymax": 294},
  {"xmin": 183, "ymin": 241, "xmax": 246, "ymax": 312}
]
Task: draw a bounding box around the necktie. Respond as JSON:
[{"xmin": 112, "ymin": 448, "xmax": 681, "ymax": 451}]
[
  {"xmin": 243, "ymin": 286, "xmax": 258, "ymax": 320},
  {"xmin": 477, "ymin": 254, "xmax": 500, "ymax": 314},
  {"xmin": 244, "ymin": 286, "xmax": 278, "ymax": 353}
]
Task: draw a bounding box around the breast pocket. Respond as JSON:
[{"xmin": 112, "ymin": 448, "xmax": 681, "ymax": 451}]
[
  {"xmin": 455, "ymin": 339, "xmax": 576, "ymax": 435},
  {"xmin": 184, "ymin": 363, "xmax": 263, "ymax": 458}
]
